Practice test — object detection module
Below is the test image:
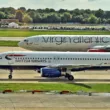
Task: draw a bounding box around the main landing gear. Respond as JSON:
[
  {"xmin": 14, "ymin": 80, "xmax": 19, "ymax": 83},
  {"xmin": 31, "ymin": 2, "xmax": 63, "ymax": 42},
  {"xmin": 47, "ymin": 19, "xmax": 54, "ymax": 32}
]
[
  {"xmin": 65, "ymin": 73, "xmax": 74, "ymax": 81},
  {"xmin": 61, "ymin": 68, "xmax": 74, "ymax": 81},
  {"xmin": 8, "ymin": 68, "xmax": 13, "ymax": 79}
]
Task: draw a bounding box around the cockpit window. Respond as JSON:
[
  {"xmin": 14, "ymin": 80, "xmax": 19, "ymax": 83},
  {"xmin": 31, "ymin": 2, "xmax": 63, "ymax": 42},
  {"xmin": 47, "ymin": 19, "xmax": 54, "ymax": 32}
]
[{"xmin": 24, "ymin": 39, "xmax": 28, "ymax": 42}]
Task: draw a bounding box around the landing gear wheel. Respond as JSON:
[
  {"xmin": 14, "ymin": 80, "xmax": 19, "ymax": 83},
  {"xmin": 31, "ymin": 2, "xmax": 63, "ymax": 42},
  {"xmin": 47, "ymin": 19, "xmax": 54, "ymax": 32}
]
[
  {"xmin": 8, "ymin": 75, "xmax": 12, "ymax": 79},
  {"xmin": 68, "ymin": 75, "xmax": 74, "ymax": 81}
]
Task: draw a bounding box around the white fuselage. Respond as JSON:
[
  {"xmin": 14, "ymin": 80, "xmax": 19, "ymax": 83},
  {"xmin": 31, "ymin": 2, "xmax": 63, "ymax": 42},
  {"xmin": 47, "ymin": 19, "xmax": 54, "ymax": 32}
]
[
  {"xmin": 18, "ymin": 35, "xmax": 110, "ymax": 51},
  {"xmin": 1, "ymin": 51, "xmax": 110, "ymax": 68}
]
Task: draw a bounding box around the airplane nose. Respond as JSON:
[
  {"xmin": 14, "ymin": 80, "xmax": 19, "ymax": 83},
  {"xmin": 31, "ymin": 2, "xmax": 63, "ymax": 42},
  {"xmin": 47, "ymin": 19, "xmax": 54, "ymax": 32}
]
[{"xmin": 18, "ymin": 41, "xmax": 24, "ymax": 47}]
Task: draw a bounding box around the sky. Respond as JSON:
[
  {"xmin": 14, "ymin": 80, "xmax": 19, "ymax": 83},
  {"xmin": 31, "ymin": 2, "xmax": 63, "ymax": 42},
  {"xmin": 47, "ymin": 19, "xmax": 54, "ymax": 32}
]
[{"xmin": 0, "ymin": 0, "xmax": 110, "ymax": 10}]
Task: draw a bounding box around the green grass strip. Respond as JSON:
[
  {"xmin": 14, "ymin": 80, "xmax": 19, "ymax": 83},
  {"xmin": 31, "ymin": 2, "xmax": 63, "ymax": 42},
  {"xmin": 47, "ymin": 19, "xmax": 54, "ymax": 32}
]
[
  {"xmin": 0, "ymin": 30, "xmax": 110, "ymax": 37},
  {"xmin": 0, "ymin": 41, "xmax": 18, "ymax": 47},
  {"xmin": 0, "ymin": 83, "xmax": 110, "ymax": 92}
]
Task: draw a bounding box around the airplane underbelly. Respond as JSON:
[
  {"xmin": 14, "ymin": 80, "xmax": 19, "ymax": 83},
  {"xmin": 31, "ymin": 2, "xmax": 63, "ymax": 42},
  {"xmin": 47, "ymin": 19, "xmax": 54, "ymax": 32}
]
[
  {"xmin": 31, "ymin": 42, "xmax": 106, "ymax": 51},
  {"xmin": 38, "ymin": 43, "xmax": 90, "ymax": 51}
]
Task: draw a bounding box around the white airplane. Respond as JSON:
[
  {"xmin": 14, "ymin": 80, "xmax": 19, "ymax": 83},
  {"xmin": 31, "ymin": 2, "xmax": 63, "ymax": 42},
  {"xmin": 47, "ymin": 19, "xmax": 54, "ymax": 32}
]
[
  {"xmin": 18, "ymin": 35, "xmax": 110, "ymax": 51},
  {"xmin": 0, "ymin": 51, "xmax": 110, "ymax": 81}
]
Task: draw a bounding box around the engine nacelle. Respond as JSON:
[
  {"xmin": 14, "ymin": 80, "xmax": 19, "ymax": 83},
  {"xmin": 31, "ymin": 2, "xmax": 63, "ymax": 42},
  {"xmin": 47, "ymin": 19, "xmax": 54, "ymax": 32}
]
[
  {"xmin": 87, "ymin": 49, "xmax": 106, "ymax": 52},
  {"xmin": 40, "ymin": 67, "xmax": 61, "ymax": 77}
]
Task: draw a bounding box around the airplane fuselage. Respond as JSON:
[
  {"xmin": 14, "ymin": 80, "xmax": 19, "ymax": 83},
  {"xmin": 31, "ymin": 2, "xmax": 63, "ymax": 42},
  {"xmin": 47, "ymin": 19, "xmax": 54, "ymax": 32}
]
[
  {"xmin": 18, "ymin": 35, "xmax": 110, "ymax": 51},
  {"xmin": 1, "ymin": 51, "xmax": 110, "ymax": 71}
]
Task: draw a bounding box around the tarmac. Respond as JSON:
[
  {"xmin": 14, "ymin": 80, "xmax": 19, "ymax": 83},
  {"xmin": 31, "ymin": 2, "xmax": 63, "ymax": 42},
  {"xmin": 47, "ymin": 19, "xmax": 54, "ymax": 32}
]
[
  {"xmin": 0, "ymin": 93, "xmax": 110, "ymax": 110},
  {"xmin": 0, "ymin": 70, "xmax": 110, "ymax": 83},
  {"xmin": 0, "ymin": 37, "xmax": 25, "ymax": 41},
  {"xmin": 0, "ymin": 47, "xmax": 27, "ymax": 52}
]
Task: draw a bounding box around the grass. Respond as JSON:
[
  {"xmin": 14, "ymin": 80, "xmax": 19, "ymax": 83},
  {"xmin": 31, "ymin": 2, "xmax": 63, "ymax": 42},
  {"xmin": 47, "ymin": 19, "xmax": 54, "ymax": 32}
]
[
  {"xmin": 0, "ymin": 83, "xmax": 110, "ymax": 92},
  {"xmin": 0, "ymin": 41, "xmax": 18, "ymax": 47},
  {"xmin": 0, "ymin": 29, "xmax": 110, "ymax": 37}
]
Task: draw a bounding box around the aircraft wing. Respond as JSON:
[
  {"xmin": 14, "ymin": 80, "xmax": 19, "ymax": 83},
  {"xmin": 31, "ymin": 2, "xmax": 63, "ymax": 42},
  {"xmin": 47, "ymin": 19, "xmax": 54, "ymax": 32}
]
[
  {"xmin": 47, "ymin": 64, "xmax": 99, "ymax": 69},
  {"xmin": 93, "ymin": 45, "xmax": 110, "ymax": 49}
]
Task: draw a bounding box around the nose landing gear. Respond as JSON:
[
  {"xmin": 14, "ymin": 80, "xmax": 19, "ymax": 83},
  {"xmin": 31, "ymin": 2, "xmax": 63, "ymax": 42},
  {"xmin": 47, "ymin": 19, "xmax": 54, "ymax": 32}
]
[{"xmin": 8, "ymin": 68, "xmax": 13, "ymax": 79}]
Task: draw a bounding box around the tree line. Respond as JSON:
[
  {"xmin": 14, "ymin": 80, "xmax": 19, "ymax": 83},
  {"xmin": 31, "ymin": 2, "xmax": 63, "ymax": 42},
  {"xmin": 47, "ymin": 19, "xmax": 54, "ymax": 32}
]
[{"xmin": 0, "ymin": 7, "xmax": 110, "ymax": 24}]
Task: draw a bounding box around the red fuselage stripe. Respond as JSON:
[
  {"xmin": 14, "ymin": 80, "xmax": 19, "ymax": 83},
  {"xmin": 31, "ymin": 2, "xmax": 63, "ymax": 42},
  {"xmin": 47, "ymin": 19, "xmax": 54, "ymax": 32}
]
[{"xmin": 7, "ymin": 54, "xmax": 26, "ymax": 57}]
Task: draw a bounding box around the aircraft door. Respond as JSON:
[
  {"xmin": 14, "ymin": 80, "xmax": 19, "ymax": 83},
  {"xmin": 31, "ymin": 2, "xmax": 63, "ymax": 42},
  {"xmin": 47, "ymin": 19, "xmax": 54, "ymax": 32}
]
[
  {"xmin": 53, "ymin": 56, "xmax": 60, "ymax": 63},
  {"xmin": 6, "ymin": 54, "xmax": 15, "ymax": 65}
]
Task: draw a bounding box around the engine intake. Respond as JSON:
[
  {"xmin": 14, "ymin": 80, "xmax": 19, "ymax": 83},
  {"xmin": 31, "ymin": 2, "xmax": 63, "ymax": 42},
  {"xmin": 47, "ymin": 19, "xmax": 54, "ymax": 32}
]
[{"xmin": 40, "ymin": 67, "xmax": 61, "ymax": 77}]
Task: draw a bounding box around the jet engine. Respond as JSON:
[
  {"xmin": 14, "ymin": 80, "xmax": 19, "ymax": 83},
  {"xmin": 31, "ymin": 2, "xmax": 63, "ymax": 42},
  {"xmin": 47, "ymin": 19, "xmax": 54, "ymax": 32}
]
[
  {"xmin": 40, "ymin": 67, "xmax": 62, "ymax": 77},
  {"xmin": 87, "ymin": 45, "xmax": 110, "ymax": 52},
  {"xmin": 87, "ymin": 48, "xmax": 106, "ymax": 52}
]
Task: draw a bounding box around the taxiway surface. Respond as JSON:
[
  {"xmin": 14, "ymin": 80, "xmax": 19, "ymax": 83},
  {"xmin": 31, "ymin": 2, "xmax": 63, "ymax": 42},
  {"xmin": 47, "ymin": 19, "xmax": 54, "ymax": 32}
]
[
  {"xmin": 0, "ymin": 37, "xmax": 25, "ymax": 41},
  {"xmin": 0, "ymin": 93, "xmax": 110, "ymax": 110},
  {"xmin": 0, "ymin": 70, "xmax": 110, "ymax": 83}
]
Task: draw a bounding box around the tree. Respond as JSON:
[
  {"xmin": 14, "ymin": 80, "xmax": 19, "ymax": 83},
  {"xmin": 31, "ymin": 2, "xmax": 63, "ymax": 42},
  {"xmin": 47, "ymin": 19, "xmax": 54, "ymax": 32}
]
[
  {"xmin": 95, "ymin": 9, "xmax": 104, "ymax": 18},
  {"xmin": 73, "ymin": 8, "xmax": 80, "ymax": 15},
  {"xmin": 85, "ymin": 9, "xmax": 91, "ymax": 14},
  {"xmin": 82, "ymin": 18, "xmax": 89, "ymax": 24},
  {"xmin": 28, "ymin": 11, "xmax": 36, "ymax": 22},
  {"xmin": 104, "ymin": 11, "xmax": 110, "ymax": 19},
  {"xmin": 72, "ymin": 15, "xmax": 84, "ymax": 23},
  {"xmin": 0, "ymin": 11, "xmax": 5, "ymax": 19},
  {"xmin": 7, "ymin": 14, "xmax": 15, "ymax": 19},
  {"xmin": 15, "ymin": 10, "xmax": 23, "ymax": 22},
  {"xmin": 0, "ymin": 7, "xmax": 110, "ymax": 24},
  {"xmin": 33, "ymin": 13, "xmax": 42, "ymax": 23},
  {"xmin": 44, "ymin": 8, "xmax": 54, "ymax": 13},
  {"xmin": 37, "ymin": 9, "xmax": 43, "ymax": 13},
  {"xmin": 27, "ymin": 9, "xmax": 35, "ymax": 13},
  {"xmin": 23, "ymin": 14, "xmax": 33, "ymax": 23},
  {"xmin": 97, "ymin": 18, "xmax": 102, "ymax": 24},
  {"xmin": 58, "ymin": 9, "xmax": 67, "ymax": 13},
  {"xmin": 41, "ymin": 15, "xmax": 48, "ymax": 23},
  {"xmin": 107, "ymin": 19, "xmax": 110, "ymax": 24},
  {"xmin": 49, "ymin": 8, "xmax": 55, "ymax": 12},
  {"xmin": 88, "ymin": 14, "xmax": 98, "ymax": 24},
  {"xmin": 7, "ymin": 7, "xmax": 16, "ymax": 14},
  {"xmin": 46, "ymin": 13, "xmax": 60, "ymax": 23},
  {"xmin": 102, "ymin": 18, "xmax": 107, "ymax": 24},
  {"xmin": 61, "ymin": 12, "xmax": 72, "ymax": 22},
  {"xmin": 18, "ymin": 7, "xmax": 26, "ymax": 12}
]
